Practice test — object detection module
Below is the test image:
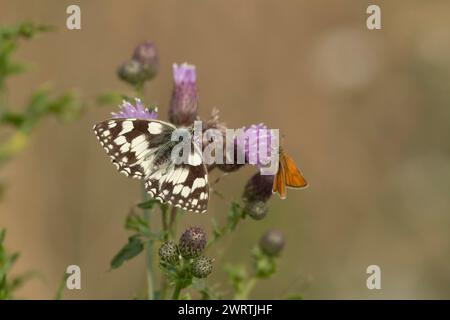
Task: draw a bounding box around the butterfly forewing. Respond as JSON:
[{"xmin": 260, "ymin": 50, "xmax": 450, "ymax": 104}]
[
  {"xmin": 93, "ymin": 119, "xmax": 175, "ymax": 178},
  {"xmin": 93, "ymin": 118, "xmax": 209, "ymax": 213},
  {"xmin": 272, "ymin": 149, "xmax": 307, "ymax": 199},
  {"xmin": 281, "ymin": 152, "xmax": 308, "ymax": 188}
]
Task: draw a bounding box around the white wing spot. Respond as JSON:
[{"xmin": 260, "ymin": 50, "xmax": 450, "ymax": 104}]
[
  {"xmin": 181, "ymin": 186, "xmax": 191, "ymax": 198},
  {"xmin": 108, "ymin": 121, "xmax": 117, "ymax": 128},
  {"xmin": 119, "ymin": 120, "xmax": 134, "ymax": 135},
  {"xmin": 188, "ymin": 151, "xmax": 202, "ymax": 166},
  {"xmin": 173, "ymin": 184, "xmax": 183, "ymax": 195},
  {"xmin": 120, "ymin": 142, "xmax": 130, "ymax": 153},
  {"xmin": 148, "ymin": 122, "xmax": 163, "ymax": 134},
  {"xmin": 191, "ymin": 177, "xmax": 205, "ymax": 192},
  {"xmin": 114, "ymin": 136, "xmax": 127, "ymax": 145}
]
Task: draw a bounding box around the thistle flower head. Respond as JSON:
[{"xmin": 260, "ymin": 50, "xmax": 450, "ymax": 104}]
[
  {"xmin": 133, "ymin": 42, "xmax": 158, "ymax": 70},
  {"xmin": 192, "ymin": 256, "xmax": 213, "ymax": 278},
  {"xmin": 242, "ymin": 173, "xmax": 274, "ymax": 204},
  {"xmin": 132, "ymin": 41, "xmax": 159, "ymax": 81},
  {"xmin": 173, "ymin": 62, "xmax": 196, "ymax": 84},
  {"xmin": 111, "ymin": 98, "xmax": 158, "ymax": 120},
  {"xmin": 179, "ymin": 226, "xmax": 207, "ymax": 259},
  {"xmin": 259, "ymin": 230, "xmax": 285, "ymax": 256},
  {"xmin": 237, "ymin": 123, "xmax": 274, "ymax": 167},
  {"xmin": 169, "ymin": 63, "xmax": 198, "ymax": 127},
  {"xmin": 158, "ymin": 241, "xmax": 179, "ymax": 264}
]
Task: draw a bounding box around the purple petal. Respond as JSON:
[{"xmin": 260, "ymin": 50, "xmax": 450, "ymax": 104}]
[
  {"xmin": 111, "ymin": 98, "xmax": 158, "ymax": 120},
  {"xmin": 172, "ymin": 63, "xmax": 196, "ymax": 85}
]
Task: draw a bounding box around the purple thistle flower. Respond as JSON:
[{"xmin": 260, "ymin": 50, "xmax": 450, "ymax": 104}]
[
  {"xmin": 237, "ymin": 123, "xmax": 274, "ymax": 167},
  {"xmin": 179, "ymin": 226, "xmax": 207, "ymax": 259},
  {"xmin": 111, "ymin": 98, "xmax": 158, "ymax": 120},
  {"xmin": 133, "ymin": 41, "xmax": 159, "ymax": 70},
  {"xmin": 242, "ymin": 173, "xmax": 274, "ymax": 203},
  {"xmin": 169, "ymin": 63, "xmax": 198, "ymax": 127}
]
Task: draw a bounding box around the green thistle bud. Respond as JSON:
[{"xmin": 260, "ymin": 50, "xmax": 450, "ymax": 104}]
[
  {"xmin": 192, "ymin": 256, "xmax": 213, "ymax": 278},
  {"xmin": 259, "ymin": 230, "xmax": 285, "ymax": 256},
  {"xmin": 245, "ymin": 200, "xmax": 268, "ymax": 220},
  {"xmin": 158, "ymin": 241, "xmax": 179, "ymax": 264},
  {"xmin": 179, "ymin": 227, "xmax": 207, "ymax": 259},
  {"xmin": 117, "ymin": 59, "xmax": 144, "ymax": 86}
]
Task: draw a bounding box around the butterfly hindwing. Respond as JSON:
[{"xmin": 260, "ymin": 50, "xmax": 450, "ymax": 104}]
[
  {"xmin": 145, "ymin": 161, "xmax": 209, "ymax": 213},
  {"xmin": 272, "ymin": 160, "xmax": 287, "ymax": 199}
]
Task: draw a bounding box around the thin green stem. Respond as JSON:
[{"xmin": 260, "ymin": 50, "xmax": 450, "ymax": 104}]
[
  {"xmin": 159, "ymin": 204, "xmax": 170, "ymax": 299},
  {"xmin": 141, "ymin": 183, "xmax": 154, "ymax": 300},
  {"xmin": 168, "ymin": 206, "xmax": 179, "ymax": 238},
  {"xmin": 172, "ymin": 281, "xmax": 182, "ymax": 300},
  {"xmin": 234, "ymin": 277, "xmax": 256, "ymax": 300}
]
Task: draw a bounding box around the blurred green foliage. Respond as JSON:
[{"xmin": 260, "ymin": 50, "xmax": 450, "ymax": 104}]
[
  {"xmin": 0, "ymin": 229, "xmax": 37, "ymax": 299},
  {"xmin": 0, "ymin": 22, "xmax": 84, "ymax": 299},
  {"xmin": 0, "ymin": 22, "xmax": 82, "ymax": 167}
]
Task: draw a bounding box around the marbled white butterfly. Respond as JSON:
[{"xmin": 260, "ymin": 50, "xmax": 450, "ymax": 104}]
[{"xmin": 93, "ymin": 118, "xmax": 209, "ymax": 213}]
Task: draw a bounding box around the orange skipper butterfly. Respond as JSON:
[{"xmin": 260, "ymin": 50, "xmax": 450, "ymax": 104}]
[{"xmin": 272, "ymin": 148, "xmax": 308, "ymax": 199}]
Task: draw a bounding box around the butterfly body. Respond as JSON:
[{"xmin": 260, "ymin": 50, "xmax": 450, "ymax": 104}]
[
  {"xmin": 93, "ymin": 118, "xmax": 209, "ymax": 213},
  {"xmin": 272, "ymin": 148, "xmax": 307, "ymax": 199}
]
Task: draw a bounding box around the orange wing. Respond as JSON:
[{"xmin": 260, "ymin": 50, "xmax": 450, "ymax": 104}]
[
  {"xmin": 272, "ymin": 160, "xmax": 287, "ymax": 199},
  {"xmin": 280, "ymin": 151, "xmax": 308, "ymax": 189}
]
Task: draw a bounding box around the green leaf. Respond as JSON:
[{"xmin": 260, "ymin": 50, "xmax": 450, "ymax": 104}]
[
  {"xmin": 252, "ymin": 247, "xmax": 276, "ymax": 278},
  {"xmin": 137, "ymin": 199, "xmax": 159, "ymax": 210},
  {"xmin": 96, "ymin": 92, "xmax": 126, "ymax": 106},
  {"xmin": 110, "ymin": 235, "xmax": 144, "ymax": 269},
  {"xmin": 227, "ymin": 202, "xmax": 244, "ymax": 231},
  {"xmin": 125, "ymin": 211, "xmax": 148, "ymax": 233},
  {"xmin": 0, "ymin": 229, "xmax": 6, "ymax": 244},
  {"xmin": 224, "ymin": 264, "xmax": 248, "ymax": 292}
]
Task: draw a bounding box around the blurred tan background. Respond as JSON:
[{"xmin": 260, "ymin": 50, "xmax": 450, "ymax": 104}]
[{"xmin": 1, "ymin": 0, "xmax": 450, "ymax": 299}]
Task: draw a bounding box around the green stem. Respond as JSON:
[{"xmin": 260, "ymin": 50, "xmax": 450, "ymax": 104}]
[
  {"xmin": 159, "ymin": 205, "xmax": 170, "ymax": 299},
  {"xmin": 234, "ymin": 277, "xmax": 256, "ymax": 300},
  {"xmin": 172, "ymin": 281, "xmax": 182, "ymax": 300},
  {"xmin": 168, "ymin": 206, "xmax": 179, "ymax": 238},
  {"xmin": 141, "ymin": 183, "xmax": 154, "ymax": 300}
]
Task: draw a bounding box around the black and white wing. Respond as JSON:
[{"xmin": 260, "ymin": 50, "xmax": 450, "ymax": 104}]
[
  {"xmin": 93, "ymin": 118, "xmax": 209, "ymax": 213},
  {"xmin": 144, "ymin": 145, "xmax": 209, "ymax": 213},
  {"xmin": 93, "ymin": 118, "xmax": 175, "ymax": 179}
]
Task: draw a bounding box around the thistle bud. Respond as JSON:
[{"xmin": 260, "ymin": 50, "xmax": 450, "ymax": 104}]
[
  {"xmin": 158, "ymin": 241, "xmax": 179, "ymax": 264},
  {"xmin": 242, "ymin": 173, "xmax": 274, "ymax": 203},
  {"xmin": 259, "ymin": 230, "xmax": 285, "ymax": 256},
  {"xmin": 192, "ymin": 256, "xmax": 213, "ymax": 278},
  {"xmin": 132, "ymin": 41, "xmax": 159, "ymax": 81},
  {"xmin": 168, "ymin": 63, "xmax": 198, "ymax": 127},
  {"xmin": 245, "ymin": 200, "xmax": 268, "ymax": 220},
  {"xmin": 179, "ymin": 227, "xmax": 207, "ymax": 259},
  {"xmin": 117, "ymin": 59, "xmax": 144, "ymax": 86}
]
